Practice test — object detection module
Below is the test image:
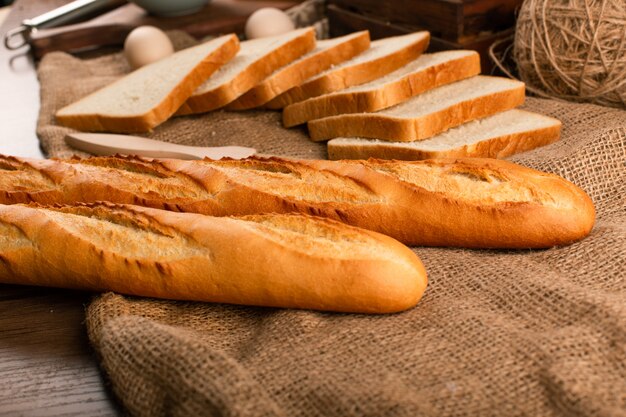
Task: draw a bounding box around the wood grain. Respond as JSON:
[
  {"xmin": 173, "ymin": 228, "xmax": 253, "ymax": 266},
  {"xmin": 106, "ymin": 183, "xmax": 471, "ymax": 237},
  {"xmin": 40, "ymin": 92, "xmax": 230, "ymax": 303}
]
[{"xmin": 0, "ymin": 286, "xmax": 121, "ymax": 416}]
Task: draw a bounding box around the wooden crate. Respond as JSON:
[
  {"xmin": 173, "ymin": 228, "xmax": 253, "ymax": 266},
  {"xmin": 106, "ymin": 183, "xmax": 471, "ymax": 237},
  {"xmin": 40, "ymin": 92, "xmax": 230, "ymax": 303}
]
[
  {"xmin": 327, "ymin": 1, "xmax": 521, "ymax": 73},
  {"xmin": 327, "ymin": 0, "xmax": 522, "ymax": 43}
]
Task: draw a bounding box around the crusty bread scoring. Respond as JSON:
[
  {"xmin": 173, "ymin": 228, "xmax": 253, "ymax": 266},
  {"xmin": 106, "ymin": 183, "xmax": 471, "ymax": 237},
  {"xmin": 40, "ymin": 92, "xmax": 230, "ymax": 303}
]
[
  {"xmin": 0, "ymin": 155, "xmax": 595, "ymax": 249},
  {"xmin": 283, "ymin": 50, "xmax": 481, "ymax": 127},
  {"xmin": 327, "ymin": 109, "xmax": 562, "ymax": 160},
  {"xmin": 265, "ymin": 31, "xmax": 431, "ymax": 109},
  {"xmin": 0, "ymin": 203, "xmax": 427, "ymax": 313},
  {"xmin": 227, "ymin": 31, "xmax": 371, "ymax": 110},
  {"xmin": 55, "ymin": 34, "xmax": 240, "ymax": 133},
  {"xmin": 307, "ymin": 76, "xmax": 526, "ymax": 142},
  {"xmin": 177, "ymin": 28, "xmax": 316, "ymax": 115}
]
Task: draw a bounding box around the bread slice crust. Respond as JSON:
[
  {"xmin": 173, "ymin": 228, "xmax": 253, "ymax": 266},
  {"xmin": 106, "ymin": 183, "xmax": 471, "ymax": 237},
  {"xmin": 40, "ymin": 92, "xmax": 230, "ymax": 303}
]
[
  {"xmin": 327, "ymin": 110, "xmax": 562, "ymax": 160},
  {"xmin": 308, "ymin": 76, "xmax": 526, "ymax": 142},
  {"xmin": 283, "ymin": 50, "xmax": 481, "ymax": 127}
]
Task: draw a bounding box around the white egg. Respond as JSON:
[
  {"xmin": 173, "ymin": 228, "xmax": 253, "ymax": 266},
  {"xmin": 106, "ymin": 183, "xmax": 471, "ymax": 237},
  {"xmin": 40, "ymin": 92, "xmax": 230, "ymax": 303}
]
[
  {"xmin": 245, "ymin": 8, "xmax": 295, "ymax": 39},
  {"xmin": 124, "ymin": 26, "xmax": 174, "ymax": 70}
]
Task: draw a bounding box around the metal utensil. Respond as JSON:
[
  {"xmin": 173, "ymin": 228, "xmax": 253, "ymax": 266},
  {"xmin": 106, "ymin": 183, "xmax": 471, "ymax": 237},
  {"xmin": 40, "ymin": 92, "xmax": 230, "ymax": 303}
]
[
  {"xmin": 4, "ymin": 0, "xmax": 127, "ymax": 50},
  {"xmin": 65, "ymin": 132, "xmax": 257, "ymax": 160}
]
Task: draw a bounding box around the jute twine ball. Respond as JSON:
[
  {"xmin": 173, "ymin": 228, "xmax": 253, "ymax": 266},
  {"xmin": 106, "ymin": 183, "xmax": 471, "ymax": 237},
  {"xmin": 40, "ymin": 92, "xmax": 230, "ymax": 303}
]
[{"xmin": 514, "ymin": 0, "xmax": 626, "ymax": 108}]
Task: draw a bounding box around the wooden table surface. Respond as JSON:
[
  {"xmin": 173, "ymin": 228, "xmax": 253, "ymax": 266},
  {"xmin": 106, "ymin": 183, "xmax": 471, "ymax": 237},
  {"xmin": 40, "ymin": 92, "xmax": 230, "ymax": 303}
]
[{"xmin": 1, "ymin": 2, "xmax": 122, "ymax": 416}]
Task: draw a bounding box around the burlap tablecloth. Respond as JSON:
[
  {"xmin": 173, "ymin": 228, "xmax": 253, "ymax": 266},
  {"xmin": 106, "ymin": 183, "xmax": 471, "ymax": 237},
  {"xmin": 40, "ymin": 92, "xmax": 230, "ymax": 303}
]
[{"xmin": 36, "ymin": 32, "xmax": 625, "ymax": 417}]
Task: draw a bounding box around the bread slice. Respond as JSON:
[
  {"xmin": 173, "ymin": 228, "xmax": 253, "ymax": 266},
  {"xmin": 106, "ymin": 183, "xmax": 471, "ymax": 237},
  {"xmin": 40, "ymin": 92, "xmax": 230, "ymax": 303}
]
[
  {"xmin": 176, "ymin": 28, "xmax": 316, "ymax": 115},
  {"xmin": 55, "ymin": 34, "xmax": 240, "ymax": 133},
  {"xmin": 327, "ymin": 109, "xmax": 561, "ymax": 160},
  {"xmin": 227, "ymin": 31, "xmax": 371, "ymax": 110},
  {"xmin": 283, "ymin": 50, "xmax": 480, "ymax": 127},
  {"xmin": 308, "ymin": 75, "xmax": 526, "ymax": 142},
  {"xmin": 265, "ymin": 31, "xmax": 431, "ymax": 109}
]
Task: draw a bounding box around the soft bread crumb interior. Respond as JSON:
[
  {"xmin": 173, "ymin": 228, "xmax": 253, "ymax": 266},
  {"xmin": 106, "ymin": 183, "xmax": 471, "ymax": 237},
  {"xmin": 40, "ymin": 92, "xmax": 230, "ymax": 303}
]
[
  {"xmin": 381, "ymin": 76, "xmax": 524, "ymax": 118},
  {"xmin": 194, "ymin": 29, "xmax": 312, "ymax": 93},
  {"xmin": 56, "ymin": 36, "xmax": 234, "ymax": 117}
]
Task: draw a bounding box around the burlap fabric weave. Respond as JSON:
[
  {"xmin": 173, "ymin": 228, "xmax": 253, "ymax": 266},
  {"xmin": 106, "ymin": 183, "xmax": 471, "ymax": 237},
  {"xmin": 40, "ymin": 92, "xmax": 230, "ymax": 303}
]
[{"xmin": 37, "ymin": 32, "xmax": 625, "ymax": 417}]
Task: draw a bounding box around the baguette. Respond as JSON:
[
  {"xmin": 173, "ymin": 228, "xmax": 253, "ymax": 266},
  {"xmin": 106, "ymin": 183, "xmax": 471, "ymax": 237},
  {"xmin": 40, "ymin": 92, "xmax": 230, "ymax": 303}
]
[
  {"xmin": 55, "ymin": 34, "xmax": 240, "ymax": 133},
  {"xmin": 227, "ymin": 31, "xmax": 371, "ymax": 110},
  {"xmin": 283, "ymin": 50, "xmax": 480, "ymax": 127},
  {"xmin": 307, "ymin": 76, "xmax": 526, "ymax": 142},
  {"xmin": 265, "ymin": 31, "xmax": 430, "ymax": 109},
  {"xmin": 176, "ymin": 28, "xmax": 316, "ymax": 115},
  {"xmin": 327, "ymin": 110, "xmax": 562, "ymax": 160},
  {"xmin": 0, "ymin": 155, "xmax": 595, "ymax": 248},
  {"xmin": 0, "ymin": 203, "xmax": 427, "ymax": 313}
]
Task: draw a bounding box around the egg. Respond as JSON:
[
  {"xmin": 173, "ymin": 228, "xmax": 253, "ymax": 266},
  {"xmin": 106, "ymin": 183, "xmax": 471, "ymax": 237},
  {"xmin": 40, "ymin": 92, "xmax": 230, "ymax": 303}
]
[
  {"xmin": 245, "ymin": 8, "xmax": 295, "ymax": 39},
  {"xmin": 124, "ymin": 26, "xmax": 174, "ymax": 70}
]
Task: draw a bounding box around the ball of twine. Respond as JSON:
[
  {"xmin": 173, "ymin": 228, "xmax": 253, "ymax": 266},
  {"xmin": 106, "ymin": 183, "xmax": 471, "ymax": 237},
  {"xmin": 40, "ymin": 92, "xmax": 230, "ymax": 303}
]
[{"xmin": 513, "ymin": 0, "xmax": 626, "ymax": 108}]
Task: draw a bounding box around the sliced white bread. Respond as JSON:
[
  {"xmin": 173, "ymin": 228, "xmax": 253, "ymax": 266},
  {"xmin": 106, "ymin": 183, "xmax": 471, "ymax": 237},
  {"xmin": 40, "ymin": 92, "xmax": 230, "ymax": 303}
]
[
  {"xmin": 177, "ymin": 28, "xmax": 316, "ymax": 115},
  {"xmin": 265, "ymin": 31, "xmax": 431, "ymax": 109},
  {"xmin": 308, "ymin": 75, "xmax": 526, "ymax": 142},
  {"xmin": 56, "ymin": 34, "xmax": 240, "ymax": 133},
  {"xmin": 327, "ymin": 109, "xmax": 562, "ymax": 160},
  {"xmin": 283, "ymin": 50, "xmax": 481, "ymax": 127},
  {"xmin": 227, "ymin": 31, "xmax": 371, "ymax": 110}
]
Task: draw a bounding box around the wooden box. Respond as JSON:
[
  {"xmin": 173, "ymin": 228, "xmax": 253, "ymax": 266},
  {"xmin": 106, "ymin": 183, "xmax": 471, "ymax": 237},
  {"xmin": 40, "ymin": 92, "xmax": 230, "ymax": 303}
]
[{"xmin": 327, "ymin": 0, "xmax": 523, "ymax": 72}]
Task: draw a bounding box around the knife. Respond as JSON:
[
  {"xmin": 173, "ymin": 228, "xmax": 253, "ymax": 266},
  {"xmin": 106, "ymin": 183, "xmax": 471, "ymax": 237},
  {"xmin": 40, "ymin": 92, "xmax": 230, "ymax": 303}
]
[{"xmin": 65, "ymin": 132, "xmax": 257, "ymax": 160}]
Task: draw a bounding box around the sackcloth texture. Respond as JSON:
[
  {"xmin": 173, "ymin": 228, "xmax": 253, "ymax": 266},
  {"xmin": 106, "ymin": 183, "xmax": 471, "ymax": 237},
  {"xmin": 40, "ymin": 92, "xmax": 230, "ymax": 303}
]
[{"xmin": 36, "ymin": 28, "xmax": 625, "ymax": 417}]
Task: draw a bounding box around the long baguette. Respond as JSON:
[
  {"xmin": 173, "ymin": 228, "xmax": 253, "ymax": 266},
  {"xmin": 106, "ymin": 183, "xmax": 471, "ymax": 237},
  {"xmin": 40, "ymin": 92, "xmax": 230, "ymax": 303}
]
[
  {"xmin": 0, "ymin": 155, "xmax": 595, "ymax": 248},
  {"xmin": 0, "ymin": 203, "xmax": 427, "ymax": 313}
]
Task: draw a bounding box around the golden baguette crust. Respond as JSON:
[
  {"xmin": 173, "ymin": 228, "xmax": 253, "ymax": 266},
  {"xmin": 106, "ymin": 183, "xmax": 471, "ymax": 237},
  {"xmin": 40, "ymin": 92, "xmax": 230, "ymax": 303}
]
[
  {"xmin": 55, "ymin": 35, "xmax": 240, "ymax": 133},
  {"xmin": 265, "ymin": 31, "xmax": 431, "ymax": 109},
  {"xmin": 283, "ymin": 51, "xmax": 481, "ymax": 127},
  {"xmin": 0, "ymin": 155, "xmax": 595, "ymax": 248},
  {"xmin": 0, "ymin": 203, "xmax": 427, "ymax": 313},
  {"xmin": 177, "ymin": 28, "xmax": 316, "ymax": 115},
  {"xmin": 307, "ymin": 81, "xmax": 526, "ymax": 142},
  {"xmin": 227, "ymin": 31, "xmax": 371, "ymax": 110},
  {"xmin": 327, "ymin": 120, "xmax": 562, "ymax": 160}
]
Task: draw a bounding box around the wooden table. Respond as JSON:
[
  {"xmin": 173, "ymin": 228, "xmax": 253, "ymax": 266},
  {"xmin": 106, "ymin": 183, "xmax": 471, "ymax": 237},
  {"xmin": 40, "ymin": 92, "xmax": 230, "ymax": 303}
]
[
  {"xmin": 4, "ymin": 0, "xmax": 302, "ymax": 413},
  {"xmin": 1, "ymin": 2, "xmax": 125, "ymax": 416}
]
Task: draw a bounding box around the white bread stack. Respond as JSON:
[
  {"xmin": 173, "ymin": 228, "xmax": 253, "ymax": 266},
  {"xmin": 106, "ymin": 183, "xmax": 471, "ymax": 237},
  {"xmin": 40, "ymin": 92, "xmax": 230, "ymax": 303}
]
[
  {"xmin": 267, "ymin": 34, "xmax": 562, "ymax": 160},
  {"xmin": 55, "ymin": 28, "xmax": 561, "ymax": 160}
]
